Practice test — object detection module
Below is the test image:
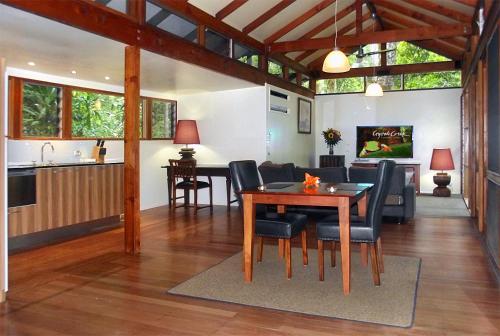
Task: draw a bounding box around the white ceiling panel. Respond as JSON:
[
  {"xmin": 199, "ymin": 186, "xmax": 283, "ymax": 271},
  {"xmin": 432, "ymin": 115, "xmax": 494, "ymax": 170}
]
[
  {"xmin": 187, "ymin": 0, "xmax": 233, "ymax": 17},
  {"xmin": 223, "ymin": 0, "xmax": 281, "ymax": 32}
]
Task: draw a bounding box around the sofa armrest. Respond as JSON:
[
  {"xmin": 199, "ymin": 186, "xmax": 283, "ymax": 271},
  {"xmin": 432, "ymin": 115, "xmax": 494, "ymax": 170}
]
[{"xmin": 403, "ymin": 183, "xmax": 416, "ymax": 219}]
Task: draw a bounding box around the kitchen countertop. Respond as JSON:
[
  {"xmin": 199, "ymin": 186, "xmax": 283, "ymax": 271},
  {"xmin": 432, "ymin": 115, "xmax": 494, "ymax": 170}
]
[{"xmin": 8, "ymin": 161, "xmax": 124, "ymax": 170}]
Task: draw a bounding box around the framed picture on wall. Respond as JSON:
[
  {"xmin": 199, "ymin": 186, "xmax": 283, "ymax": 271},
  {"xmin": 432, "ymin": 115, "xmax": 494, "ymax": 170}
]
[{"xmin": 298, "ymin": 98, "xmax": 312, "ymax": 134}]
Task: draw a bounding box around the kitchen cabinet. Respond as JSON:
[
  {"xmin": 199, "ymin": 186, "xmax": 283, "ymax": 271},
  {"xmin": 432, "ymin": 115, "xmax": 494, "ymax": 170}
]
[{"xmin": 8, "ymin": 164, "xmax": 124, "ymax": 238}]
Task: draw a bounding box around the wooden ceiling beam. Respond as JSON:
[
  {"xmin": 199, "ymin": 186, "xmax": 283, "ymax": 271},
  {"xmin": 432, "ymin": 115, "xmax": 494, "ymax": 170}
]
[
  {"xmin": 0, "ymin": 0, "xmax": 267, "ymax": 84},
  {"xmin": 297, "ymin": 3, "xmax": 356, "ymax": 41},
  {"xmin": 152, "ymin": 0, "xmax": 263, "ymax": 51},
  {"xmin": 317, "ymin": 61, "xmax": 459, "ymax": 79},
  {"xmin": 295, "ymin": 11, "xmax": 370, "ymax": 63},
  {"xmin": 269, "ymin": 23, "xmax": 471, "ymax": 53},
  {"xmin": 215, "ymin": 0, "xmax": 247, "ymax": 20},
  {"xmin": 404, "ymin": 0, "xmax": 472, "ymax": 23},
  {"xmin": 364, "ymin": 0, "xmax": 383, "ymax": 29},
  {"xmin": 264, "ymin": 0, "xmax": 335, "ymax": 44},
  {"xmin": 306, "ymin": 22, "xmax": 376, "ymax": 71},
  {"xmin": 375, "ymin": 6, "xmax": 466, "ymax": 51},
  {"xmin": 242, "ymin": 0, "xmax": 295, "ymax": 34},
  {"xmin": 382, "ymin": 21, "xmax": 463, "ymax": 60},
  {"xmin": 452, "ymin": 0, "xmax": 478, "ymax": 7},
  {"xmin": 355, "ymin": 0, "xmax": 363, "ymax": 34}
]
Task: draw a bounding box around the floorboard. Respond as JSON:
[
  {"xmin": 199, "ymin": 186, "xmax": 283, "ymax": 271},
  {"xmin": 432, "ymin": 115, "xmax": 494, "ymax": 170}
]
[{"xmin": 1, "ymin": 205, "xmax": 499, "ymax": 335}]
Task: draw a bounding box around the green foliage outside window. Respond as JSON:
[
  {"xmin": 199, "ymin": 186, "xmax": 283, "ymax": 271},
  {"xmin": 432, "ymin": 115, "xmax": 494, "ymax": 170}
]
[
  {"xmin": 22, "ymin": 83, "xmax": 61, "ymax": 137},
  {"xmin": 316, "ymin": 77, "xmax": 364, "ymax": 94},
  {"xmin": 404, "ymin": 71, "xmax": 461, "ymax": 90},
  {"xmin": 387, "ymin": 41, "xmax": 449, "ymax": 65},
  {"xmin": 237, "ymin": 55, "xmax": 259, "ymax": 68},
  {"xmin": 72, "ymin": 90, "xmax": 124, "ymax": 138},
  {"xmin": 268, "ymin": 60, "xmax": 283, "ymax": 77},
  {"xmin": 152, "ymin": 100, "xmax": 175, "ymax": 139},
  {"xmin": 317, "ymin": 42, "xmax": 461, "ymax": 94}
]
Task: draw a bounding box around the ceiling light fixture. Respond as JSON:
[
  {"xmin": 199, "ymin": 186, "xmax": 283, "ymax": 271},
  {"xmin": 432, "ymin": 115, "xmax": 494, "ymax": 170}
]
[
  {"xmin": 71, "ymin": 70, "xmax": 77, "ymax": 74},
  {"xmin": 27, "ymin": 61, "xmax": 35, "ymax": 66},
  {"xmin": 322, "ymin": 0, "xmax": 350, "ymax": 73},
  {"xmin": 104, "ymin": 76, "xmax": 110, "ymax": 80},
  {"xmin": 365, "ymin": 14, "xmax": 383, "ymax": 97}
]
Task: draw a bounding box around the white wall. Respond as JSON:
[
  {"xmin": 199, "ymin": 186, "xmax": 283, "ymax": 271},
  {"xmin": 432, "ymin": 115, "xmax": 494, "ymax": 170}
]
[
  {"xmin": 176, "ymin": 87, "xmax": 268, "ymax": 205},
  {"xmin": 315, "ymin": 89, "xmax": 462, "ymax": 194},
  {"xmin": 266, "ymin": 84, "xmax": 315, "ymax": 167}
]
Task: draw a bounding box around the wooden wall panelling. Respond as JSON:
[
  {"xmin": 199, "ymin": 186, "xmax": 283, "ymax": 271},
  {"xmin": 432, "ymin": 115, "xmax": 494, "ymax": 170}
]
[{"xmin": 476, "ymin": 60, "xmax": 486, "ymax": 231}]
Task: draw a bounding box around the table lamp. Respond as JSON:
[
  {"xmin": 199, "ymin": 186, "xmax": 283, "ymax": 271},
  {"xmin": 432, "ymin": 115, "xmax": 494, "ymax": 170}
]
[
  {"xmin": 430, "ymin": 148, "xmax": 455, "ymax": 197},
  {"xmin": 173, "ymin": 120, "xmax": 200, "ymax": 161}
]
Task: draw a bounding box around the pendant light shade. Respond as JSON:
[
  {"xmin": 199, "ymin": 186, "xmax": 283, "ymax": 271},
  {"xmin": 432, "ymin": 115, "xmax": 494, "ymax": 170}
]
[
  {"xmin": 322, "ymin": 48, "xmax": 351, "ymax": 73},
  {"xmin": 365, "ymin": 82, "xmax": 384, "ymax": 97}
]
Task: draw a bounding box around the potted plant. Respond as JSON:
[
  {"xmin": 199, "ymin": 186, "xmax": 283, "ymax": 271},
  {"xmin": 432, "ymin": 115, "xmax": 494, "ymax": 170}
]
[{"xmin": 322, "ymin": 128, "xmax": 342, "ymax": 155}]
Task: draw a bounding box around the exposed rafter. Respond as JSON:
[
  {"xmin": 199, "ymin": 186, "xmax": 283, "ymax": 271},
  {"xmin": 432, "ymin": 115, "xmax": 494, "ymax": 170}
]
[
  {"xmin": 375, "ymin": 7, "xmax": 466, "ymax": 52},
  {"xmin": 318, "ymin": 61, "xmax": 460, "ymax": 79},
  {"xmin": 371, "ymin": 0, "xmax": 467, "ymax": 50},
  {"xmin": 242, "ymin": 0, "xmax": 295, "ymax": 34},
  {"xmin": 269, "ymin": 23, "xmax": 471, "ymax": 53},
  {"xmin": 404, "ymin": 0, "xmax": 472, "ymax": 23},
  {"xmin": 295, "ymin": 12, "xmax": 371, "ymax": 63},
  {"xmin": 264, "ymin": 0, "xmax": 335, "ymax": 44},
  {"xmin": 215, "ymin": 0, "xmax": 248, "ymax": 20}
]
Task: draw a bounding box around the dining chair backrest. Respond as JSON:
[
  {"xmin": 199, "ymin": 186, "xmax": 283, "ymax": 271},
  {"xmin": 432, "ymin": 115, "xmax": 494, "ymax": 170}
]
[
  {"xmin": 228, "ymin": 160, "xmax": 261, "ymax": 208},
  {"xmin": 366, "ymin": 160, "xmax": 396, "ymax": 238},
  {"xmin": 169, "ymin": 159, "xmax": 196, "ymax": 182}
]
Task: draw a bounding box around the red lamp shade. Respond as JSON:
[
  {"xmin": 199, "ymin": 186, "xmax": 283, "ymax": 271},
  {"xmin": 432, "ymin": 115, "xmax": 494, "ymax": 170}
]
[
  {"xmin": 173, "ymin": 120, "xmax": 200, "ymax": 145},
  {"xmin": 430, "ymin": 148, "xmax": 455, "ymax": 171}
]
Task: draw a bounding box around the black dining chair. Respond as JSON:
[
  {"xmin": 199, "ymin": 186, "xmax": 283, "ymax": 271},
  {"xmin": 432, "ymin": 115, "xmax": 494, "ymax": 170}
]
[
  {"xmin": 316, "ymin": 160, "xmax": 395, "ymax": 285},
  {"xmin": 229, "ymin": 160, "xmax": 308, "ymax": 279}
]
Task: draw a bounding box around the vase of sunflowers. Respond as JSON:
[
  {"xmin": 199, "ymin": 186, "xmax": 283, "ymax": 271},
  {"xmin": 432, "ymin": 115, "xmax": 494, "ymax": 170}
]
[{"xmin": 322, "ymin": 128, "xmax": 342, "ymax": 155}]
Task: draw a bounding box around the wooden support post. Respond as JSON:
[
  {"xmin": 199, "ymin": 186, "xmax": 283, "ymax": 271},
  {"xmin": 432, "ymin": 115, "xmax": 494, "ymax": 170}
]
[
  {"xmin": 197, "ymin": 25, "xmax": 206, "ymax": 47},
  {"xmin": 0, "ymin": 57, "xmax": 7, "ymax": 302},
  {"xmin": 127, "ymin": 0, "xmax": 145, "ymax": 24},
  {"xmin": 124, "ymin": 46, "xmax": 141, "ymax": 255}
]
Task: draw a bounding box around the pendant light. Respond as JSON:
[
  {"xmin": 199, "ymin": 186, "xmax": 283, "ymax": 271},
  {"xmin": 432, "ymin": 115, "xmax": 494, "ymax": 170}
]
[
  {"xmin": 322, "ymin": 0, "xmax": 350, "ymax": 73},
  {"xmin": 365, "ymin": 14, "xmax": 383, "ymax": 97}
]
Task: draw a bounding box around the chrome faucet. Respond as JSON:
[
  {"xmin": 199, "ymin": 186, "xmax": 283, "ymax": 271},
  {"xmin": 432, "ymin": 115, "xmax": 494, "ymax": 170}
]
[{"xmin": 41, "ymin": 142, "xmax": 55, "ymax": 163}]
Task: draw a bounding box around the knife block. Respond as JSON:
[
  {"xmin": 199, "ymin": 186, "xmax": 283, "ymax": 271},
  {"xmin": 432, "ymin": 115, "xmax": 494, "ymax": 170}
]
[{"xmin": 91, "ymin": 146, "xmax": 106, "ymax": 164}]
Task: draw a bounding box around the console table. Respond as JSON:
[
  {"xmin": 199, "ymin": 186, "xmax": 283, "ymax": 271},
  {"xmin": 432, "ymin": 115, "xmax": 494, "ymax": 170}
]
[
  {"xmin": 351, "ymin": 161, "xmax": 421, "ymax": 194},
  {"xmin": 319, "ymin": 155, "xmax": 345, "ymax": 168}
]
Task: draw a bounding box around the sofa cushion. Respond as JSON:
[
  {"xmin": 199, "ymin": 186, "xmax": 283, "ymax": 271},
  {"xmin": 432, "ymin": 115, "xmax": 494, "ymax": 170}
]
[
  {"xmin": 294, "ymin": 167, "xmax": 347, "ymax": 183},
  {"xmin": 258, "ymin": 163, "xmax": 295, "ymax": 183}
]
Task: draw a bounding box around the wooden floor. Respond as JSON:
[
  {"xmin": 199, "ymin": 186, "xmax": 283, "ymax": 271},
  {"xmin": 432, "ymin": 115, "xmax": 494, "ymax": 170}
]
[{"xmin": 1, "ymin": 205, "xmax": 499, "ymax": 335}]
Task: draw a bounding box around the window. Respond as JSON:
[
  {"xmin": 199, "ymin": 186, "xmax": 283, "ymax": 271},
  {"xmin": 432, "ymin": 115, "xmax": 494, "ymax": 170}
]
[
  {"xmin": 301, "ymin": 75, "xmax": 310, "ymax": 89},
  {"xmin": 152, "ymin": 99, "xmax": 176, "ymax": 139},
  {"xmin": 145, "ymin": 1, "xmax": 197, "ymax": 43},
  {"xmin": 205, "ymin": 29, "xmax": 231, "ymax": 57},
  {"xmin": 387, "ymin": 41, "xmax": 450, "ymax": 65},
  {"xmin": 72, "ymin": 90, "xmax": 125, "ymax": 138},
  {"xmin": 404, "ymin": 71, "xmax": 461, "ymax": 90},
  {"xmin": 9, "ymin": 77, "xmax": 177, "ymax": 140},
  {"xmin": 316, "ymin": 77, "xmax": 365, "ymax": 94},
  {"xmin": 268, "ymin": 60, "xmax": 283, "ymax": 77},
  {"xmin": 348, "ymin": 44, "xmax": 381, "ymax": 68},
  {"xmin": 366, "ymin": 75, "xmax": 403, "ymax": 91},
  {"xmin": 94, "ymin": 0, "xmax": 127, "ymax": 14},
  {"xmin": 22, "ymin": 82, "xmax": 62, "ymax": 137},
  {"xmin": 233, "ymin": 42, "xmax": 259, "ymax": 68}
]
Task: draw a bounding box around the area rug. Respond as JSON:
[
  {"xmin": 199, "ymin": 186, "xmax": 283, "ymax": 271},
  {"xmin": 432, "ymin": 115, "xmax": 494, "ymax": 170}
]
[
  {"xmin": 168, "ymin": 246, "xmax": 421, "ymax": 328},
  {"xmin": 416, "ymin": 195, "xmax": 470, "ymax": 217}
]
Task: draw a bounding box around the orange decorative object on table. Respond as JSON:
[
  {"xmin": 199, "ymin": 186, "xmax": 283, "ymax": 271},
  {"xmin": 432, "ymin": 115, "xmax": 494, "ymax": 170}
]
[{"xmin": 303, "ymin": 173, "xmax": 320, "ymax": 187}]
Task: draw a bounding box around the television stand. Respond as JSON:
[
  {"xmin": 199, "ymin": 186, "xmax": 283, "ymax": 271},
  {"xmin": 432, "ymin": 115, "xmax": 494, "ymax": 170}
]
[{"xmin": 351, "ymin": 161, "xmax": 421, "ymax": 194}]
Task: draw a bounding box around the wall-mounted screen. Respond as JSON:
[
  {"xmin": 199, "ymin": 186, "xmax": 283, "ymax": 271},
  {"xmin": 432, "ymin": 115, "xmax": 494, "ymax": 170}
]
[{"xmin": 356, "ymin": 126, "xmax": 413, "ymax": 158}]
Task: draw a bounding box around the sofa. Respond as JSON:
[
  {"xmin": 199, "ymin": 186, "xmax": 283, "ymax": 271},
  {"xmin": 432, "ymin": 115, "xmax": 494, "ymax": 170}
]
[
  {"xmin": 349, "ymin": 166, "xmax": 415, "ymax": 222},
  {"xmin": 258, "ymin": 162, "xmax": 415, "ymax": 223}
]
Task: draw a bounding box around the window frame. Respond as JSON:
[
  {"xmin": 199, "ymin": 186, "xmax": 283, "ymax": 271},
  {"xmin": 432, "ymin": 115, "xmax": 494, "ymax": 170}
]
[{"xmin": 8, "ymin": 76, "xmax": 177, "ymax": 141}]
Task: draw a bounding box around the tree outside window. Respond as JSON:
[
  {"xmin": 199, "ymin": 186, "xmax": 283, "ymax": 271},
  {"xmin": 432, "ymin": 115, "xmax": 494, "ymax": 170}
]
[{"xmin": 22, "ymin": 82, "xmax": 61, "ymax": 137}]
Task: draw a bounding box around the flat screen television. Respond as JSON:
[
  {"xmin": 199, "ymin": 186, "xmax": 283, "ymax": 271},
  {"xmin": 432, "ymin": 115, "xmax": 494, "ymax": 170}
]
[{"xmin": 356, "ymin": 126, "xmax": 413, "ymax": 158}]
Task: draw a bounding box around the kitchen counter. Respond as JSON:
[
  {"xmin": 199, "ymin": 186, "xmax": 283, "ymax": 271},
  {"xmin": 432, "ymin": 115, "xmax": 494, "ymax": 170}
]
[{"xmin": 8, "ymin": 161, "xmax": 124, "ymax": 170}]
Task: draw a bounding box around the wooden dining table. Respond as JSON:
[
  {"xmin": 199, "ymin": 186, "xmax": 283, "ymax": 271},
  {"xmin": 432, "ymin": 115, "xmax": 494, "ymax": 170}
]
[{"xmin": 240, "ymin": 182, "xmax": 373, "ymax": 295}]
